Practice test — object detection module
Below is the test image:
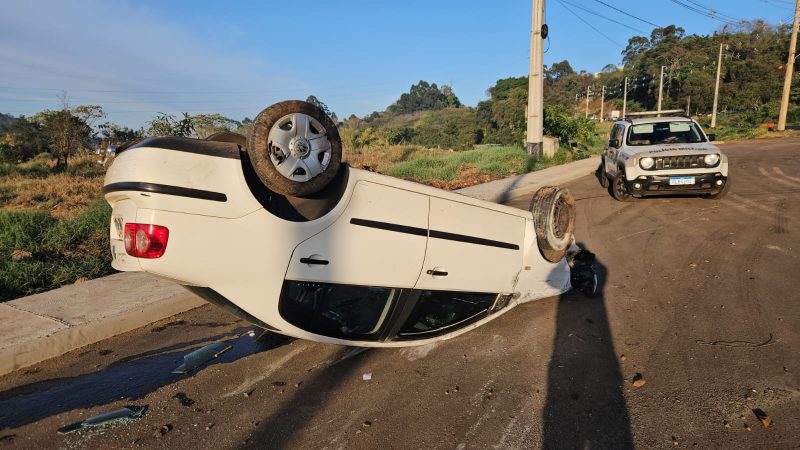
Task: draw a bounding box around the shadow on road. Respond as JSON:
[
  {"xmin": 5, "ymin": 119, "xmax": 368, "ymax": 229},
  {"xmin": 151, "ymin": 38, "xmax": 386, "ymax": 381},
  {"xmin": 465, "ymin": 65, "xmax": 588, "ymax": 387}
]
[
  {"xmin": 542, "ymin": 246, "xmax": 632, "ymax": 449},
  {"xmin": 0, "ymin": 327, "xmax": 291, "ymax": 430},
  {"xmin": 243, "ymin": 347, "xmax": 369, "ymax": 449}
]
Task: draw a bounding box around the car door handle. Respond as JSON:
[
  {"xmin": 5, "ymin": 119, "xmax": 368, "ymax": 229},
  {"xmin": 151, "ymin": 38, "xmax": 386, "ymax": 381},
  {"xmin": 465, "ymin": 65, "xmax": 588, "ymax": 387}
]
[
  {"xmin": 300, "ymin": 257, "xmax": 329, "ymax": 265},
  {"xmin": 426, "ymin": 269, "xmax": 448, "ymax": 276}
]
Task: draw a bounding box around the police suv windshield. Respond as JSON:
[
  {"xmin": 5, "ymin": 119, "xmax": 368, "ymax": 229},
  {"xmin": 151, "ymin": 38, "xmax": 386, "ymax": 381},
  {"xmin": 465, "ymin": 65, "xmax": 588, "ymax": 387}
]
[{"xmin": 627, "ymin": 121, "xmax": 706, "ymax": 146}]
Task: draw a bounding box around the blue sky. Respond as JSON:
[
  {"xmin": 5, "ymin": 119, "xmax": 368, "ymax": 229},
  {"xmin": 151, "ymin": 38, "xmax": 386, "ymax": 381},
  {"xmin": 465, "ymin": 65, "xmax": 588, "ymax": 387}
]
[{"xmin": 0, "ymin": 0, "xmax": 796, "ymax": 128}]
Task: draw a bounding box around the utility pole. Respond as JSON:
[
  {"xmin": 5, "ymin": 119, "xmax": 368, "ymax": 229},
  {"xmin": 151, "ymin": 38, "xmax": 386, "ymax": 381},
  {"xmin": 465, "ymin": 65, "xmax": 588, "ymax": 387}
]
[
  {"xmin": 657, "ymin": 65, "xmax": 665, "ymax": 113},
  {"xmin": 585, "ymin": 85, "xmax": 591, "ymax": 118},
  {"xmin": 778, "ymin": 0, "xmax": 800, "ymax": 131},
  {"xmin": 575, "ymin": 93, "xmax": 579, "ymax": 116},
  {"xmin": 623, "ymin": 77, "xmax": 628, "ymax": 117},
  {"xmin": 600, "ymin": 85, "xmax": 605, "ymax": 121},
  {"xmin": 525, "ymin": 0, "xmax": 545, "ymax": 155},
  {"xmin": 686, "ymin": 96, "xmax": 691, "ymax": 115},
  {"xmin": 711, "ymin": 43, "xmax": 724, "ymax": 128}
]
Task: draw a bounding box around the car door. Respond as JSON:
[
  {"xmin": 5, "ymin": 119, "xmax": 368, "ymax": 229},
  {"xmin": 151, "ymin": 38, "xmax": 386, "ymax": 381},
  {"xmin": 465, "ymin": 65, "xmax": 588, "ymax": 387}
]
[
  {"xmin": 286, "ymin": 181, "xmax": 428, "ymax": 289},
  {"xmin": 414, "ymin": 197, "xmax": 524, "ymax": 294},
  {"xmin": 605, "ymin": 124, "xmax": 623, "ymax": 174}
]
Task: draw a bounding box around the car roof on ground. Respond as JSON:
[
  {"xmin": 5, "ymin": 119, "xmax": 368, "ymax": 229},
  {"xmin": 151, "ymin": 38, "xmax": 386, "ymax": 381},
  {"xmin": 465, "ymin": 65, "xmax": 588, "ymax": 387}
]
[{"xmin": 621, "ymin": 116, "xmax": 694, "ymax": 125}]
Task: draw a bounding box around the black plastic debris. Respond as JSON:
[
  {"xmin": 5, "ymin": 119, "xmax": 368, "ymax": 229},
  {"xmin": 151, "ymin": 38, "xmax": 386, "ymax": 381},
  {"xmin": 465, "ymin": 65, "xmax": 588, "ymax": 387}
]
[
  {"xmin": 172, "ymin": 342, "xmax": 232, "ymax": 374},
  {"xmin": 57, "ymin": 406, "xmax": 147, "ymax": 434},
  {"xmin": 568, "ymin": 249, "xmax": 598, "ymax": 297}
]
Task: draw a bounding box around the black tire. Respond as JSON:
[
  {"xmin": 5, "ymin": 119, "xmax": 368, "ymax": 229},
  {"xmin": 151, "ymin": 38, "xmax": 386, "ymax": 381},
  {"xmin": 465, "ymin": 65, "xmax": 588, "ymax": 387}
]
[
  {"xmin": 206, "ymin": 131, "xmax": 247, "ymax": 148},
  {"xmin": 704, "ymin": 177, "xmax": 730, "ymax": 200},
  {"xmin": 610, "ymin": 170, "xmax": 636, "ymax": 202},
  {"xmin": 529, "ymin": 186, "xmax": 576, "ymax": 263},
  {"xmin": 597, "ymin": 160, "xmax": 609, "ymax": 188},
  {"xmin": 247, "ymin": 100, "xmax": 342, "ymax": 197}
]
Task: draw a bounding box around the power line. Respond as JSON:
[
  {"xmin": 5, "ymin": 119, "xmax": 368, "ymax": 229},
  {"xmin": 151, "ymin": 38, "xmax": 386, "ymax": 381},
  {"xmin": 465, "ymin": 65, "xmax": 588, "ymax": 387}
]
[
  {"xmin": 682, "ymin": 0, "xmax": 743, "ymax": 23},
  {"xmin": 560, "ymin": 0, "xmax": 649, "ymax": 34},
  {"xmin": 591, "ymin": 0, "xmax": 663, "ymax": 29},
  {"xmin": 555, "ymin": 0, "xmax": 624, "ymax": 48},
  {"xmin": 669, "ymin": 0, "xmax": 741, "ymax": 26}
]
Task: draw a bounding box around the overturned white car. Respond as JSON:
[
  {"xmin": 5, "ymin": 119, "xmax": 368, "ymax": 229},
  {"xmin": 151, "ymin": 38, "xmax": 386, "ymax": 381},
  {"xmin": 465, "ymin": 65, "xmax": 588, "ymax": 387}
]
[{"xmin": 104, "ymin": 101, "xmax": 595, "ymax": 347}]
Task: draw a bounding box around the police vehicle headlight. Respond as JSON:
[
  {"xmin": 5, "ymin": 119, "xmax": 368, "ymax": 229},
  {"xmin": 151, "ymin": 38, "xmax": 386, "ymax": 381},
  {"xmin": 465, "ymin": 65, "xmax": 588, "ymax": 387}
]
[
  {"xmin": 704, "ymin": 154, "xmax": 720, "ymax": 166},
  {"xmin": 639, "ymin": 157, "xmax": 655, "ymax": 169}
]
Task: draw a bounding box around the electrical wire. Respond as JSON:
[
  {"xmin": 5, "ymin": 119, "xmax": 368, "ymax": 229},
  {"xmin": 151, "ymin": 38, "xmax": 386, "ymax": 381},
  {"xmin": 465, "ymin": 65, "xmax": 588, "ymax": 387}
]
[
  {"xmin": 682, "ymin": 0, "xmax": 744, "ymax": 23},
  {"xmin": 669, "ymin": 0, "xmax": 741, "ymax": 26},
  {"xmin": 555, "ymin": 0, "xmax": 624, "ymax": 47},
  {"xmin": 560, "ymin": 0, "xmax": 650, "ymax": 34},
  {"xmin": 590, "ymin": 0, "xmax": 663, "ymax": 29}
]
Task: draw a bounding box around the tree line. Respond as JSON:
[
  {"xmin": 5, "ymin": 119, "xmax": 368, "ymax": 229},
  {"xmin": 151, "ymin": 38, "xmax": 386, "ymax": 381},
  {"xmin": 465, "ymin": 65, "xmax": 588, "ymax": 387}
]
[{"xmin": 3, "ymin": 21, "xmax": 798, "ymax": 164}]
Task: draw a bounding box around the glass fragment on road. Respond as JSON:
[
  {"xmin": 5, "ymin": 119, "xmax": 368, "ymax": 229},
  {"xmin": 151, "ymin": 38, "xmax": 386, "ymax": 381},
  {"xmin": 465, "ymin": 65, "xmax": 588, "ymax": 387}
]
[
  {"xmin": 171, "ymin": 342, "xmax": 232, "ymax": 374},
  {"xmin": 57, "ymin": 406, "xmax": 147, "ymax": 434}
]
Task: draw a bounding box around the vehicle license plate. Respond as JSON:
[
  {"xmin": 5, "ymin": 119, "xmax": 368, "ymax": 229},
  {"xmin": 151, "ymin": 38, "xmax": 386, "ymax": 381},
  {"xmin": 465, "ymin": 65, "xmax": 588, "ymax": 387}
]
[
  {"xmin": 113, "ymin": 216, "xmax": 124, "ymax": 239},
  {"xmin": 669, "ymin": 176, "xmax": 695, "ymax": 186}
]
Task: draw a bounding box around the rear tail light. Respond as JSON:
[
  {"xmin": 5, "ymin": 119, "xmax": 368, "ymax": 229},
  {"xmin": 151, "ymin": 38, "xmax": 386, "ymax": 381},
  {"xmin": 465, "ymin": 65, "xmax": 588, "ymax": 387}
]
[{"xmin": 123, "ymin": 223, "xmax": 169, "ymax": 258}]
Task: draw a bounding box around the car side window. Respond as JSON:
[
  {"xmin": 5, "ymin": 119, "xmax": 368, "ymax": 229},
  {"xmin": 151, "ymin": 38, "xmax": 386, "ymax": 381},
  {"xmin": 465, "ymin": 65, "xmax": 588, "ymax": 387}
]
[
  {"xmin": 397, "ymin": 290, "xmax": 496, "ymax": 338},
  {"xmin": 279, "ymin": 280, "xmax": 396, "ymax": 340}
]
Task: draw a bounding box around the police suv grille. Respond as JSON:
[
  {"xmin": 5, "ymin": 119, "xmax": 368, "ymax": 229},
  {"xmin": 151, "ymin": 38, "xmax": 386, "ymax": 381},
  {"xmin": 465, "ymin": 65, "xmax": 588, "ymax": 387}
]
[{"xmin": 651, "ymin": 155, "xmax": 706, "ymax": 170}]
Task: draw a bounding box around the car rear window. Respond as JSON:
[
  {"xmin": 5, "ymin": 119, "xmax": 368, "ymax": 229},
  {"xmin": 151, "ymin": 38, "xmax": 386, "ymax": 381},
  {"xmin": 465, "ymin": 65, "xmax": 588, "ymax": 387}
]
[
  {"xmin": 627, "ymin": 121, "xmax": 706, "ymax": 146},
  {"xmin": 397, "ymin": 290, "xmax": 495, "ymax": 338}
]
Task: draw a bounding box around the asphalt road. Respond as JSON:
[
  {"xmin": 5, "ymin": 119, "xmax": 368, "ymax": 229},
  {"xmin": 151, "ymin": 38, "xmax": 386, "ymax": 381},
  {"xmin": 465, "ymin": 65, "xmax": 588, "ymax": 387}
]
[{"xmin": 1, "ymin": 137, "xmax": 798, "ymax": 449}]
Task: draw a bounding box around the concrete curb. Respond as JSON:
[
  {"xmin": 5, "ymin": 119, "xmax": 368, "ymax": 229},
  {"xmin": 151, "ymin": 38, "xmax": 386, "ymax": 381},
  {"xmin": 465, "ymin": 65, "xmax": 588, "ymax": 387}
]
[
  {"xmin": 0, "ymin": 273, "xmax": 204, "ymax": 376},
  {"xmin": 0, "ymin": 156, "xmax": 600, "ymax": 376},
  {"xmin": 456, "ymin": 155, "xmax": 600, "ymax": 202}
]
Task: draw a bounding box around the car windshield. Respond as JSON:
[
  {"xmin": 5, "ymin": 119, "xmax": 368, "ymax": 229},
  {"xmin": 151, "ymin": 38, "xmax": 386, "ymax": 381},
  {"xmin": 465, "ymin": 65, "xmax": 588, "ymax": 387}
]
[{"xmin": 627, "ymin": 121, "xmax": 706, "ymax": 146}]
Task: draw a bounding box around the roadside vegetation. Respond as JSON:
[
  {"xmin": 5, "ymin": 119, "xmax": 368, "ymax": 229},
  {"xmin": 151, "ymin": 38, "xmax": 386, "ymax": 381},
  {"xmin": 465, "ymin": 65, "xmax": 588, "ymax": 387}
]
[{"xmin": 0, "ymin": 154, "xmax": 111, "ymax": 301}]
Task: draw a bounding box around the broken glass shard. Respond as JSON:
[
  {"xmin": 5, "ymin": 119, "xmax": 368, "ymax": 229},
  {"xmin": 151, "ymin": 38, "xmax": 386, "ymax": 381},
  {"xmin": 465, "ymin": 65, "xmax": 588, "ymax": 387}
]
[
  {"xmin": 57, "ymin": 406, "xmax": 146, "ymax": 434},
  {"xmin": 172, "ymin": 342, "xmax": 232, "ymax": 374}
]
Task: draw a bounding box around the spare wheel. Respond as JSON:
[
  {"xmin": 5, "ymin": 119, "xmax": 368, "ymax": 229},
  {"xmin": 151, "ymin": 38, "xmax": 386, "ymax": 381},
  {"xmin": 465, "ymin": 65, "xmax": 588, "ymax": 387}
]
[
  {"xmin": 529, "ymin": 186, "xmax": 576, "ymax": 263},
  {"xmin": 247, "ymin": 100, "xmax": 342, "ymax": 197}
]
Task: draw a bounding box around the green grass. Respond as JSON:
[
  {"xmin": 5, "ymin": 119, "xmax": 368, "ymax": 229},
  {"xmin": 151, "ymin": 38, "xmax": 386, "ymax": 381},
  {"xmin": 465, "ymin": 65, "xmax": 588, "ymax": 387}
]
[
  {"xmin": 0, "ymin": 199, "xmax": 113, "ymax": 301},
  {"xmin": 385, "ymin": 146, "xmax": 533, "ymax": 182}
]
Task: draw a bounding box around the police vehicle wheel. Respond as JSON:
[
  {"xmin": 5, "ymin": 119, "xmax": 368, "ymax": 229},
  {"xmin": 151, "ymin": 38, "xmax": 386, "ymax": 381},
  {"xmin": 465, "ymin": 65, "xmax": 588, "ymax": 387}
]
[
  {"xmin": 530, "ymin": 186, "xmax": 576, "ymax": 263},
  {"xmin": 704, "ymin": 177, "xmax": 730, "ymax": 200},
  {"xmin": 610, "ymin": 171, "xmax": 636, "ymax": 202},
  {"xmin": 248, "ymin": 100, "xmax": 342, "ymax": 197},
  {"xmin": 597, "ymin": 161, "xmax": 609, "ymax": 188}
]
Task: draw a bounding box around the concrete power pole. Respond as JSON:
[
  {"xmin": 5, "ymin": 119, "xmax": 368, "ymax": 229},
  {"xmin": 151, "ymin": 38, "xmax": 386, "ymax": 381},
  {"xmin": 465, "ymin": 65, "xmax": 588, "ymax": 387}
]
[
  {"xmin": 600, "ymin": 85, "xmax": 605, "ymax": 121},
  {"xmin": 623, "ymin": 77, "xmax": 628, "ymax": 117},
  {"xmin": 657, "ymin": 65, "xmax": 665, "ymax": 113},
  {"xmin": 778, "ymin": 0, "xmax": 800, "ymax": 131},
  {"xmin": 585, "ymin": 85, "xmax": 591, "ymax": 118},
  {"xmin": 711, "ymin": 43, "xmax": 724, "ymax": 128},
  {"xmin": 525, "ymin": 0, "xmax": 545, "ymax": 155}
]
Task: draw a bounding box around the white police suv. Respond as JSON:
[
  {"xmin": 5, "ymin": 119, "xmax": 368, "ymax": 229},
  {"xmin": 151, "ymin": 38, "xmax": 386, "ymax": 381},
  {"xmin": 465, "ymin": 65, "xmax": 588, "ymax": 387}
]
[{"xmin": 599, "ymin": 110, "xmax": 729, "ymax": 201}]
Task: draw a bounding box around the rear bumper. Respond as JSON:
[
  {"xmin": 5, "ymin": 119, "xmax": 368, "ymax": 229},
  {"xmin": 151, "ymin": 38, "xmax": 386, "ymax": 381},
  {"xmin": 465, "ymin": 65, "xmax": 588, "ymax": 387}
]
[{"xmin": 626, "ymin": 172, "xmax": 727, "ymax": 196}]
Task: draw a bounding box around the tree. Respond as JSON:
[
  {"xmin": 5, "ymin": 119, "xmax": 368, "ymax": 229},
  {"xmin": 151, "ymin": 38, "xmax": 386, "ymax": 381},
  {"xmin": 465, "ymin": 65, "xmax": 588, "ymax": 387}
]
[
  {"xmin": 305, "ymin": 95, "xmax": 334, "ymax": 119},
  {"xmin": 387, "ymin": 81, "xmax": 457, "ymax": 114},
  {"xmin": 98, "ymin": 122, "xmax": 141, "ymax": 146},
  {"xmin": 0, "ymin": 116, "xmax": 48, "ymax": 163},
  {"xmin": 147, "ymin": 112, "xmax": 194, "ymax": 137},
  {"xmin": 191, "ymin": 113, "xmax": 242, "ymax": 138},
  {"xmin": 28, "ymin": 95, "xmax": 96, "ymax": 167}
]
